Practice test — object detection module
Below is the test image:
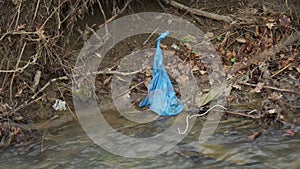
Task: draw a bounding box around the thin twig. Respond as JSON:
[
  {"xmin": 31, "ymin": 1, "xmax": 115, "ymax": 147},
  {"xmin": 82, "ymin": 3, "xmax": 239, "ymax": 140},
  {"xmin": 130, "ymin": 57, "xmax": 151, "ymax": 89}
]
[
  {"xmin": 97, "ymin": 0, "xmax": 107, "ymax": 21},
  {"xmin": 31, "ymin": 76, "xmax": 68, "ymax": 100},
  {"xmin": 224, "ymin": 110, "xmax": 261, "ymax": 119},
  {"xmin": 10, "ymin": 94, "xmax": 45, "ymax": 115},
  {"xmin": 156, "ymin": 0, "xmax": 168, "ymax": 12},
  {"xmin": 143, "ymin": 28, "xmax": 159, "ymax": 45},
  {"xmin": 10, "ymin": 42, "xmax": 26, "ymax": 103},
  {"xmin": 39, "ymin": 1, "xmax": 66, "ymax": 30},
  {"xmin": 239, "ymin": 81, "xmax": 300, "ymax": 95},
  {"xmin": 271, "ymin": 63, "xmax": 292, "ymax": 78},
  {"xmin": 32, "ymin": 0, "xmax": 41, "ymax": 23},
  {"xmin": 118, "ymin": 81, "xmax": 145, "ymax": 97},
  {"xmin": 14, "ymin": 0, "xmax": 22, "ymax": 30},
  {"xmin": 98, "ymin": 0, "xmax": 134, "ymax": 28}
]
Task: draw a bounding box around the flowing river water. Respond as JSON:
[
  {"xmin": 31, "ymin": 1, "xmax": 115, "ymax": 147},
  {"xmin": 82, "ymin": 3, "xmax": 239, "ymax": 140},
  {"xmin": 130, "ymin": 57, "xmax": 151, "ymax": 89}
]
[{"xmin": 0, "ymin": 109, "xmax": 299, "ymax": 169}]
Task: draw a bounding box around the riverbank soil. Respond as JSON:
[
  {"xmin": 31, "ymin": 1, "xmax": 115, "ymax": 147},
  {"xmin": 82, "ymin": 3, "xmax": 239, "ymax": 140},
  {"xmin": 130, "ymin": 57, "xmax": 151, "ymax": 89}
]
[{"xmin": 0, "ymin": 0, "xmax": 299, "ymax": 150}]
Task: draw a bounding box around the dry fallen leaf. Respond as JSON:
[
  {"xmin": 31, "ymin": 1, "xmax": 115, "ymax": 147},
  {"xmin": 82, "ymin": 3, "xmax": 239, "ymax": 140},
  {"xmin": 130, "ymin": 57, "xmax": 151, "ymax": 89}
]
[
  {"xmin": 255, "ymin": 26, "xmax": 259, "ymax": 37},
  {"xmin": 232, "ymin": 83, "xmax": 242, "ymax": 90},
  {"xmin": 284, "ymin": 129, "xmax": 295, "ymax": 137},
  {"xmin": 268, "ymin": 92, "xmax": 283, "ymax": 101},
  {"xmin": 144, "ymin": 77, "xmax": 151, "ymax": 87},
  {"xmin": 279, "ymin": 15, "xmax": 291, "ymax": 30},
  {"xmin": 248, "ymin": 130, "xmax": 263, "ymax": 141},
  {"xmin": 199, "ymin": 70, "xmax": 207, "ymax": 75},
  {"xmin": 35, "ymin": 25, "xmax": 46, "ymax": 40},
  {"xmin": 268, "ymin": 109, "xmax": 276, "ymax": 114},
  {"xmin": 296, "ymin": 66, "xmax": 300, "ymax": 73},
  {"xmin": 11, "ymin": 0, "xmax": 18, "ymax": 6},
  {"xmin": 266, "ymin": 23, "xmax": 275, "ymax": 30},
  {"xmin": 103, "ymin": 76, "xmax": 112, "ymax": 86},
  {"xmin": 268, "ymin": 18, "xmax": 275, "ymax": 22},
  {"xmin": 160, "ymin": 43, "xmax": 167, "ymax": 49},
  {"xmin": 250, "ymin": 82, "xmax": 264, "ymax": 93},
  {"xmin": 17, "ymin": 24, "xmax": 26, "ymax": 30},
  {"xmin": 192, "ymin": 65, "xmax": 199, "ymax": 71},
  {"xmin": 236, "ymin": 37, "xmax": 247, "ymax": 43}
]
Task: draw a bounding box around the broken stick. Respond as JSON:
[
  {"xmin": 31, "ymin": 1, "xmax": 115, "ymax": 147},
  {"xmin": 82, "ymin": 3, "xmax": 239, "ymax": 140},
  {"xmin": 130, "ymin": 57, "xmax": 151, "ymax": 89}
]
[{"xmin": 161, "ymin": 0, "xmax": 233, "ymax": 23}]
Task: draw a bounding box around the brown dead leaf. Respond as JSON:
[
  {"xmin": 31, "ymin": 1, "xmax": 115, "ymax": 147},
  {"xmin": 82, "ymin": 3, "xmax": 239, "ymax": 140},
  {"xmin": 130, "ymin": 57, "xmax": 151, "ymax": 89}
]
[
  {"xmin": 268, "ymin": 109, "xmax": 276, "ymax": 114},
  {"xmin": 250, "ymin": 82, "xmax": 264, "ymax": 93},
  {"xmin": 262, "ymin": 5, "xmax": 273, "ymax": 15},
  {"xmin": 279, "ymin": 15, "xmax": 291, "ymax": 30},
  {"xmin": 144, "ymin": 77, "xmax": 151, "ymax": 87},
  {"xmin": 103, "ymin": 76, "xmax": 112, "ymax": 86},
  {"xmin": 11, "ymin": 0, "xmax": 18, "ymax": 6},
  {"xmin": 219, "ymin": 47, "xmax": 226, "ymax": 55},
  {"xmin": 255, "ymin": 26, "xmax": 259, "ymax": 37},
  {"xmin": 267, "ymin": 17, "xmax": 275, "ymax": 22},
  {"xmin": 248, "ymin": 130, "xmax": 263, "ymax": 141},
  {"xmin": 226, "ymin": 51, "xmax": 233, "ymax": 58},
  {"xmin": 284, "ymin": 129, "xmax": 295, "ymax": 137},
  {"xmin": 296, "ymin": 66, "xmax": 300, "ymax": 73},
  {"xmin": 160, "ymin": 44, "xmax": 167, "ymax": 49},
  {"xmin": 268, "ymin": 92, "xmax": 283, "ymax": 101},
  {"xmin": 17, "ymin": 24, "xmax": 26, "ymax": 30},
  {"xmin": 35, "ymin": 25, "xmax": 46, "ymax": 40},
  {"xmin": 266, "ymin": 23, "xmax": 275, "ymax": 30},
  {"xmin": 232, "ymin": 83, "xmax": 242, "ymax": 90},
  {"xmin": 144, "ymin": 68, "xmax": 152, "ymax": 77},
  {"xmin": 199, "ymin": 70, "xmax": 207, "ymax": 75},
  {"xmin": 236, "ymin": 37, "xmax": 247, "ymax": 43},
  {"xmin": 184, "ymin": 43, "xmax": 192, "ymax": 50},
  {"xmin": 192, "ymin": 65, "xmax": 199, "ymax": 72},
  {"xmin": 280, "ymin": 58, "xmax": 293, "ymax": 68}
]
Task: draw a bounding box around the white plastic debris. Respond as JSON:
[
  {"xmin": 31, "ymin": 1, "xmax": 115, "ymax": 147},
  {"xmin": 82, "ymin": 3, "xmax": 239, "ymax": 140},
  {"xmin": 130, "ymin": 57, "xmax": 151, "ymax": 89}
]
[
  {"xmin": 171, "ymin": 43, "xmax": 180, "ymax": 50},
  {"xmin": 52, "ymin": 99, "xmax": 66, "ymax": 111}
]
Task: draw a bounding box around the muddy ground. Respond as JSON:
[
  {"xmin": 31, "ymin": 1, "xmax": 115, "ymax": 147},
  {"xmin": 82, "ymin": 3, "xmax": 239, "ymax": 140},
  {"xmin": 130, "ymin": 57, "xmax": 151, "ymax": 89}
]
[{"xmin": 0, "ymin": 0, "xmax": 299, "ymax": 150}]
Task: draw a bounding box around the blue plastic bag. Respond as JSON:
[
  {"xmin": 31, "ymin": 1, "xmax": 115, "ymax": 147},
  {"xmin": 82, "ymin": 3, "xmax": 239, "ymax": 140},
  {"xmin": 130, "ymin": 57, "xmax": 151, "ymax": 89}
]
[{"xmin": 139, "ymin": 31, "xmax": 184, "ymax": 116}]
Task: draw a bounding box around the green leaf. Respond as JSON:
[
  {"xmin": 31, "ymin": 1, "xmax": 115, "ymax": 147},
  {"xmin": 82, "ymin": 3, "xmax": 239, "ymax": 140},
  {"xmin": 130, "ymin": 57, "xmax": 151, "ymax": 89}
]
[
  {"xmin": 216, "ymin": 35, "xmax": 222, "ymax": 41},
  {"xmin": 180, "ymin": 37, "xmax": 191, "ymax": 43},
  {"xmin": 230, "ymin": 57, "xmax": 236, "ymax": 63}
]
